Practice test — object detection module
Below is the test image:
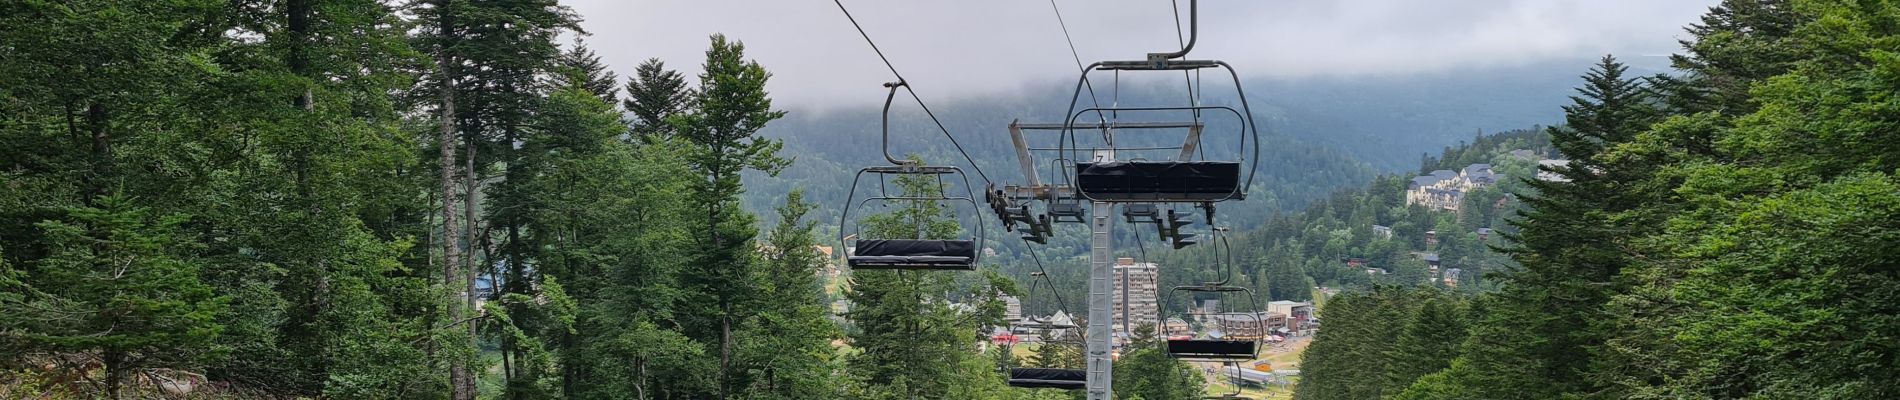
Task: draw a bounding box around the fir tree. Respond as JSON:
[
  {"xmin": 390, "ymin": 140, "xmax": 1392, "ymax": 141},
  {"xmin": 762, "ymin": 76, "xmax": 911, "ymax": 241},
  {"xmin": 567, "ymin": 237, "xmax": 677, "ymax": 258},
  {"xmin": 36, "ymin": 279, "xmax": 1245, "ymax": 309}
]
[
  {"xmin": 558, "ymin": 39, "xmax": 621, "ymax": 104},
  {"xmin": 1431, "ymin": 55, "xmax": 1663, "ymax": 399},
  {"xmin": 1262, "ymin": 241, "xmax": 1312, "ymax": 301},
  {"xmin": 1382, "ymin": 293, "xmax": 1467, "ymax": 395},
  {"xmin": 2, "ymin": 195, "xmax": 225, "ymax": 399},
  {"xmin": 625, "ymin": 58, "xmax": 695, "ymax": 140},
  {"xmin": 1113, "ymin": 325, "xmax": 1203, "ymax": 399},
  {"xmin": 670, "ymin": 34, "xmax": 789, "ymax": 399},
  {"xmin": 738, "ymin": 190, "xmax": 844, "ymax": 398}
]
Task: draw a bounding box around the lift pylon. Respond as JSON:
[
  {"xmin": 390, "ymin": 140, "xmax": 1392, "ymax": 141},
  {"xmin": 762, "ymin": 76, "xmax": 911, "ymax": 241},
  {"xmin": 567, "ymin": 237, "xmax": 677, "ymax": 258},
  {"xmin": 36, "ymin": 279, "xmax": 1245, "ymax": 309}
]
[{"xmin": 991, "ymin": 2, "xmax": 1263, "ymax": 399}]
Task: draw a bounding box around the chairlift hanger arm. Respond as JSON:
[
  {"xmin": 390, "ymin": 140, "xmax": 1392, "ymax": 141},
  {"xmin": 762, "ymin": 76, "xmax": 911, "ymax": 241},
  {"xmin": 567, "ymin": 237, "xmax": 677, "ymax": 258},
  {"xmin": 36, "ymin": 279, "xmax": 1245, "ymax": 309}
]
[
  {"xmin": 1149, "ymin": 0, "xmax": 1197, "ymax": 62},
  {"xmin": 880, "ymin": 81, "xmax": 910, "ymax": 166}
]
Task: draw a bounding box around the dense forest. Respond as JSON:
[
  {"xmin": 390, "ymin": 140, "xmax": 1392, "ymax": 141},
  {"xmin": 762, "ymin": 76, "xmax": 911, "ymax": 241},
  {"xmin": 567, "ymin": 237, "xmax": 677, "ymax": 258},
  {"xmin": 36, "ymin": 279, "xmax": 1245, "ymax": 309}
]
[
  {"xmin": 0, "ymin": 0, "xmax": 1204, "ymax": 399},
  {"xmin": 7, "ymin": 0, "xmax": 1900, "ymax": 399},
  {"xmin": 1296, "ymin": 1, "xmax": 1900, "ymax": 399}
]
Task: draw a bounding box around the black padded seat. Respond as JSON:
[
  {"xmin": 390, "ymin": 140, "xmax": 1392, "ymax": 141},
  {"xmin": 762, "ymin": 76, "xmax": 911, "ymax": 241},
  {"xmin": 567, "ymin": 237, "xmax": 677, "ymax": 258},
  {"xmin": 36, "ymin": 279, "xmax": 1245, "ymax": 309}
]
[
  {"xmin": 1166, "ymin": 339, "xmax": 1257, "ymax": 360},
  {"xmin": 1007, "ymin": 368, "xmax": 1087, "ymax": 389},
  {"xmin": 1075, "ymin": 161, "xmax": 1242, "ymax": 201},
  {"xmin": 847, "ymin": 239, "xmax": 976, "ymax": 270}
]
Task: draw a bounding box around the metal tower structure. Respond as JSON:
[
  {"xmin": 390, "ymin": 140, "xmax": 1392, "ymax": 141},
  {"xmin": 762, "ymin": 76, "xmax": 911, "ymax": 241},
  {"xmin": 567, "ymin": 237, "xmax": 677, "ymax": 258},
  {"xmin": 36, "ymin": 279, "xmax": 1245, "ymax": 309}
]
[{"xmin": 988, "ymin": 1, "xmax": 1263, "ymax": 398}]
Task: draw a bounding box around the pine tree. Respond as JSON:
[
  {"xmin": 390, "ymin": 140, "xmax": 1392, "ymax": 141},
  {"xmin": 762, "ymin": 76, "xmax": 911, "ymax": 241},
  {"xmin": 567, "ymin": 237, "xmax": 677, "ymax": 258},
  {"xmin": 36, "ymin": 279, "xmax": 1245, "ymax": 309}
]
[
  {"xmin": 519, "ymin": 86, "xmax": 702, "ymax": 398},
  {"xmin": 624, "ymin": 58, "xmax": 695, "ymax": 140},
  {"xmin": 1262, "ymin": 241, "xmax": 1311, "ymax": 301},
  {"xmin": 1429, "ymin": 55, "xmax": 1663, "ymax": 399},
  {"xmin": 1657, "ymin": 0, "xmax": 1801, "ymax": 114},
  {"xmin": 1599, "ymin": 4, "xmax": 1900, "ymax": 397},
  {"xmin": 219, "ymin": 0, "xmax": 435, "ymax": 394},
  {"xmin": 1113, "ymin": 325, "xmax": 1203, "ymax": 399},
  {"xmin": 558, "ymin": 39, "xmax": 621, "ymax": 104},
  {"xmin": 413, "ymin": 0, "xmax": 481, "ymax": 395},
  {"xmin": 843, "ymin": 159, "xmax": 1011, "ymax": 399},
  {"xmin": 738, "ymin": 190, "xmax": 844, "ymax": 399},
  {"xmin": 1382, "ymin": 293, "xmax": 1467, "ymax": 396},
  {"xmin": 1026, "ymin": 329, "xmax": 1084, "ymax": 369},
  {"xmin": 671, "ymin": 34, "xmax": 789, "ymax": 399},
  {"xmin": 1, "ymin": 195, "xmax": 225, "ymax": 399},
  {"xmin": 1293, "ymin": 286, "xmax": 1412, "ymax": 400}
]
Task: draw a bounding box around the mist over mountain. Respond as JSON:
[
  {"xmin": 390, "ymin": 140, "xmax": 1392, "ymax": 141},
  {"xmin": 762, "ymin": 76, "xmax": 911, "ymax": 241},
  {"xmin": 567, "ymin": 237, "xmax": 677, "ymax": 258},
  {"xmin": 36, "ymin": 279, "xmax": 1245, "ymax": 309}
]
[{"xmin": 741, "ymin": 57, "xmax": 1651, "ymax": 224}]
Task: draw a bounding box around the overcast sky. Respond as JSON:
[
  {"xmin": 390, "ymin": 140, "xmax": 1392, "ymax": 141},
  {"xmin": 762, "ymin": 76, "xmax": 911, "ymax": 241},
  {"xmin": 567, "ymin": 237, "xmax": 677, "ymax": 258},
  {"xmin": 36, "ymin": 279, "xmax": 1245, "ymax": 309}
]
[{"xmin": 565, "ymin": 0, "xmax": 1716, "ymax": 109}]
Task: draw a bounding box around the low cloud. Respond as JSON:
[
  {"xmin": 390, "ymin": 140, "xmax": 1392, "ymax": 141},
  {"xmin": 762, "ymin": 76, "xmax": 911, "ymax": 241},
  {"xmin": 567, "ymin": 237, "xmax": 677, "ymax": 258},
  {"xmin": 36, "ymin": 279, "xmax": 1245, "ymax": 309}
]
[{"xmin": 567, "ymin": 0, "xmax": 1713, "ymax": 107}]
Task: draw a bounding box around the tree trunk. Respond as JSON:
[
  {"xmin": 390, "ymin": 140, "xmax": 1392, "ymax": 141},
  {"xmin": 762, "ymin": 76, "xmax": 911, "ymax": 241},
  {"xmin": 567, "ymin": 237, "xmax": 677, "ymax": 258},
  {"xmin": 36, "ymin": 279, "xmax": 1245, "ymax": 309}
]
[
  {"xmin": 721, "ymin": 303, "xmax": 732, "ymax": 399},
  {"xmin": 288, "ymin": 0, "xmax": 313, "ymax": 111},
  {"xmin": 709, "ymin": 166, "xmax": 729, "ymax": 399},
  {"xmin": 86, "ymin": 101, "xmax": 109, "ymax": 201},
  {"xmin": 635, "ymin": 357, "xmax": 649, "ymax": 400},
  {"xmin": 103, "ymin": 348, "xmax": 125, "ymax": 400},
  {"xmin": 434, "ymin": 1, "xmax": 470, "ymax": 393},
  {"xmin": 460, "ymin": 129, "xmax": 480, "ymax": 399},
  {"xmin": 501, "ymin": 338, "xmax": 513, "ymax": 396}
]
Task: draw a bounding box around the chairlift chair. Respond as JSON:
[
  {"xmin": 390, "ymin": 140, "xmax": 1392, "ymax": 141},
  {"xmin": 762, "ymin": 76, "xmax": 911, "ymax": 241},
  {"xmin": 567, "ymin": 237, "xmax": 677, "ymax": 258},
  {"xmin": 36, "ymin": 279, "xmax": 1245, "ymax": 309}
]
[
  {"xmin": 1163, "ymin": 230, "xmax": 1263, "ymax": 361},
  {"xmin": 840, "ymin": 82, "xmax": 986, "ymax": 271},
  {"xmin": 1002, "ymin": 272, "xmax": 1088, "ymax": 390},
  {"xmin": 1056, "ymin": 0, "xmax": 1260, "ymax": 204}
]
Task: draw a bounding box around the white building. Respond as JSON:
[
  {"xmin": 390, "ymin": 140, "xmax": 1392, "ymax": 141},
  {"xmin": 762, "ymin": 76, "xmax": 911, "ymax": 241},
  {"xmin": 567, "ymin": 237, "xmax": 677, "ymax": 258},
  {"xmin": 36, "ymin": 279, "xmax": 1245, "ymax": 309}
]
[
  {"xmin": 1113, "ymin": 257, "xmax": 1160, "ymax": 339},
  {"xmin": 1405, "ymin": 164, "xmax": 1498, "ymax": 211},
  {"xmin": 1002, "ymin": 294, "xmax": 1022, "ymax": 321},
  {"xmin": 1538, "ymin": 159, "xmax": 1572, "ymax": 182},
  {"xmin": 1266, "ymin": 301, "xmax": 1316, "ymax": 336}
]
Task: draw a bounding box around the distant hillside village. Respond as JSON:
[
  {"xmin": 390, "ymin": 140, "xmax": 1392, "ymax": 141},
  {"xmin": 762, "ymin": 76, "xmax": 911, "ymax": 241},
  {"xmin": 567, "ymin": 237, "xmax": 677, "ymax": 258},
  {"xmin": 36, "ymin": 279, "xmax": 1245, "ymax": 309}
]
[
  {"xmin": 1352, "ymin": 141, "xmax": 1560, "ymax": 290},
  {"xmin": 1404, "ymin": 149, "xmax": 1568, "ymax": 212}
]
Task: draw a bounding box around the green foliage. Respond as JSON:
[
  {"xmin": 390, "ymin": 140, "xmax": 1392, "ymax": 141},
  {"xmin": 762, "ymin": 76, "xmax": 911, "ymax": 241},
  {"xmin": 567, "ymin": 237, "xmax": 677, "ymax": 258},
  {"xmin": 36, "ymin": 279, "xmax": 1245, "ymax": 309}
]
[
  {"xmin": 1113, "ymin": 327, "xmax": 1203, "ymax": 400},
  {"xmin": 1382, "ymin": 293, "xmax": 1467, "ymax": 396},
  {"xmin": 1359, "ymin": 3, "xmax": 1900, "ymax": 399},
  {"xmin": 1295, "ymin": 286, "xmax": 1457, "ymax": 400},
  {"xmin": 1026, "ymin": 329, "xmax": 1084, "ymax": 370},
  {"xmin": 666, "ymin": 33, "xmax": 796, "ymax": 398},
  {"xmin": 12, "ymin": 0, "xmax": 1899, "ymax": 398},
  {"xmin": 737, "ymin": 190, "xmax": 846, "ymax": 399},
  {"xmin": 558, "ymin": 39, "xmax": 622, "ymax": 104},
  {"xmin": 1262, "ymin": 241, "xmax": 1313, "ymax": 302},
  {"xmin": 625, "ymin": 58, "xmax": 696, "ymax": 140},
  {"xmin": 2, "ymin": 195, "xmax": 226, "ymax": 398},
  {"xmin": 843, "ymin": 158, "xmax": 1017, "ymax": 399}
]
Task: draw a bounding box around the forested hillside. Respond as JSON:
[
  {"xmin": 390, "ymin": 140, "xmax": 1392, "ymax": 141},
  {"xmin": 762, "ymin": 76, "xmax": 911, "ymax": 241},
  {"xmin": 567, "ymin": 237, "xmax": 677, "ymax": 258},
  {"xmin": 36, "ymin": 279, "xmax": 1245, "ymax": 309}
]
[
  {"xmin": 0, "ymin": 1, "xmax": 1210, "ymax": 398},
  {"xmin": 8, "ymin": 0, "xmax": 1897, "ymax": 399},
  {"xmin": 739, "ymin": 84, "xmax": 1379, "ymax": 233},
  {"xmin": 1296, "ymin": 1, "xmax": 1900, "ymax": 398},
  {"xmin": 737, "ymin": 58, "xmax": 1621, "ymax": 226}
]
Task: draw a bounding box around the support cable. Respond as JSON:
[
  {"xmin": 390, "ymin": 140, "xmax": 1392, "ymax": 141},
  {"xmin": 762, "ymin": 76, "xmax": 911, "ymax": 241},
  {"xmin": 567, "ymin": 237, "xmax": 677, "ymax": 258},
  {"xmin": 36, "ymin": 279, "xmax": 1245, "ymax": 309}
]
[
  {"xmin": 1049, "ymin": 0, "xmax": 1111, "ymax": 134},
  {"xmin": 1172, "ymin": 0, "xmax": 1206, "ymax": 160},
  {"xmin": 1023, "ymin": 237, "xmax": 1074, "ymax": 320},
  {"xmin": 832, "ymin": 0, "xmax": 992, "ymax": 185}
]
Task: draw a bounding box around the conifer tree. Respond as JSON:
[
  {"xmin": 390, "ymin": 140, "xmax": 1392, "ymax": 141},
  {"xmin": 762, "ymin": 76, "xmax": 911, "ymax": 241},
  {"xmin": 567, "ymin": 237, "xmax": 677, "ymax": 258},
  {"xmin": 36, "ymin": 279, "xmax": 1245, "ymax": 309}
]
[
  {"xmin": 559, "ymin": 39, "xmax": 621, "ymax": 104},
  {"xmin": 671, "ymin": 34, "xmax": 789, "ymax": 399},
  {"xmin": 625, "ymin": 58, "xmax": 695, "ymax": 140},
  {"xmin": 845, "ymin": 164, "xmax": 968, "ymax": 397},
  {"xmin": 1424, "ymin": 55, "xmax": 1662, "ymax": 399},
  {"xmin": 739, "ymin": 190, "xmax": 844, "ymax": 398},
  {"xmin": 1382, "ymin": 293, "xmax": 1467, "ymax": 395},
  {"xmin": 1262, "ymin": 241, "xmax": 1311, "ymax": 301},
  {"xmin": 1294, "ymin": 286, "xmax": 1412, "ymax": 400},
  {"xmin": 2, "ymin": 195, "xmax": 225, "ymax": 400},
  {"xmin": 1113, "ymin": 325, "xmax": 1203, "ymax": 399}
]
